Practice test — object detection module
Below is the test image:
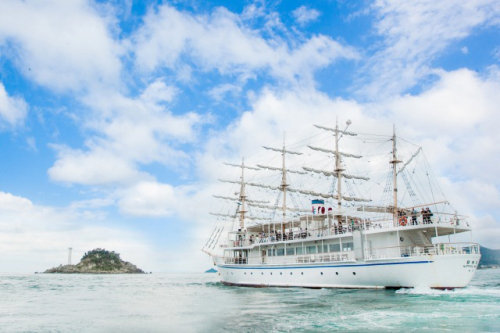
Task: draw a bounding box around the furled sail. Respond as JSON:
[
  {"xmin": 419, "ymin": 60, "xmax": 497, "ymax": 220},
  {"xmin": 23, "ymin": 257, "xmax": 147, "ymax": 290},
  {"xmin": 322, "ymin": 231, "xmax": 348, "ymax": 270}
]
[
  {"xmin": 307, "ymin": 146, "xmax": 362, "ymax": 159},
  {"xmin": 303, "ymin": 166, "xmax": 333, "ymax": 177},
  {"xmin": 256, "ymin": 164, "xmax": 307, "ymax": 174},
  {"xmin": 212, "ymin": 195, "xmax": 268, "ymax": 204},
  {"xmin": 313, "ymin": 124, "xmax": 357, "ymax": 136},
  {"xmin": 223, "ymin": 162, "xmax": 260, "ymax": 170},
  {"xmin": 262, "ymin": 146, "xmax": 302, "ymax": 155},
  {"xmin": 302, "ymin": 167, "xmax": 369, "ymax": 181},
  {"xmin": 246, "ymin": 202, "xmax": 310, "ymax": 212},
  {"xmin": 342, "ymin": 173, "xmax": 370, "ymax": 181},
  {"xmin": 287, "ymin": 187, "xmax": 371, "ymax": 202},
  {"xmin": 247, "ymin": 182, "xmax": 281, "ymax": 191},
  {"xmin": 210, "ymin": 212, "xmax": 237, "ymax": 218},
  {"xmin": 219, "ymin": 179, "xmax": 281, "ymax": 191},
  {"xmin": 397, "ymin": 147, "xmax": 422, "ymax": 175}
]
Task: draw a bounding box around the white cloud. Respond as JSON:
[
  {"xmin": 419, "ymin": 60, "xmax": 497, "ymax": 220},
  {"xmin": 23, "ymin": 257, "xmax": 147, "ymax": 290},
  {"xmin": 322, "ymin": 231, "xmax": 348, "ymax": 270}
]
[
  {"xmin": 292, "ymin": 6, "xmax": 321, "ymax": 26},
  {"xmin": 48, "ymin": 80, "xmax": 204, "ymax": 186},
  {"xmin": 461, "ymin": 46, "xmax": 469, "ymax": 54},
  {"xmin": 360, "ymin": 0, "xmax": 500, "ymax": 98},
  {"xmin": 0, "ymin": 0, "xmax": 123, "ymax": 93},
  {"xmin": 48, "ymin": 144, "xmax": 154, "ymax": 186},
  {"xmin": 117, "ymin": 181, "xmax": 178, "ymax": 217},
  {"xmin": 133, "ymin": 5, "xmax": 357, "ymax": 86},
  {"xmin": 0, "ymin": 81, "xmax": 27, "ymax": 127}
]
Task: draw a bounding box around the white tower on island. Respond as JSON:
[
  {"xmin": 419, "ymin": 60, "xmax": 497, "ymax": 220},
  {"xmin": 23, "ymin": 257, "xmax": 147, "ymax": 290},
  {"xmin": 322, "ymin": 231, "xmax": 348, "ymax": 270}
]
[{"xmin": 68, "ymin": 247, "xmax": 73, "ymax": 265}]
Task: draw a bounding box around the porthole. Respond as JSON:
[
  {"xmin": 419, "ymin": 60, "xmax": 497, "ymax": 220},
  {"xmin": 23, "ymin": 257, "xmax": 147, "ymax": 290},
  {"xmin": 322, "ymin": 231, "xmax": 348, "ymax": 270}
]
[
  {"xmin": 244, "ymin": 272, "xmax": 246, "ymax": 275},
  {"xmin": 353, "ymin": 272, "xmax": 356, "ymax": 275},
  {"xmin": 251, "ymin": 272, "xmax": 253, "ymax": 275},
  {"xmin": 261, "ymin": 272, "xmax": 264, "ymax": 275},
  {"xmin": 321, "ymin": 272, "xmax": 323, "ymax": 275},
  {"xmin": 290, "ymin": 272, "xmax": 293, "ymax": 275},
  {"xmin": 400, "ymin": 237, "xmax": 404, "ymax": 242},
  {"xmin": 467, "ymin": 260, "xmax": 470, "ymax": 264},
  {"xmin": 280, "ymin": 272, "xmax": 282, "ymax": 275},
  {"xmin": 270, "ymin": 272, "xmax": 272, "ymax": 275},
  {"xmin": 336, "ymin": 272, "xmax": 339, "ymax": 275},
  {"xmin": 301, "ymin": 272, "xmax": 304, "ymax": 275}
]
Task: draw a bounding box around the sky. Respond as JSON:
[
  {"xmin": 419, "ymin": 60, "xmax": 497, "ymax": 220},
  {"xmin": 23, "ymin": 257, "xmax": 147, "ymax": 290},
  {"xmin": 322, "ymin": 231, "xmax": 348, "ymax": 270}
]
[{"xmin": 0, "ymin": 0, "xmax": 499, "ymax": 273}]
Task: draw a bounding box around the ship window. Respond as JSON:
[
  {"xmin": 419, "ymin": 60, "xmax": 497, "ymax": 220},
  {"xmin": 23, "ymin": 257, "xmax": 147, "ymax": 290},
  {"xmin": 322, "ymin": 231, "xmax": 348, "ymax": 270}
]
[
  {"xmin": 353, "ymin": 272, "xmax": 356, "ymax": 275},
  {"xmin": 321, "ymin": 272, "xmax": 323, "ymax": 275},
  {"xmin": 244, "ymin": 272, "xmax": 246, "ymax": 275},
  {"xmin": 290, "ymin": 272, "xmax": 293, "ymax": 275},
  {"xmin": 251, "ymin": 272, "xmax": 253, "ymax": 275},
  {"xmin": 329, "ymin": 244, "xmax": 341, "ymax": 252},
  {"xmin": 286, "ymin": 247, "xmax": 295, "ymax": 256},
  {"xmin": 301, "ymin": 272, "xmax": 304, "ymax": 275},
  {"xmin": 467, "ymin": 260, "xmax": 470, "ymax": 264},
  {"xmin": 280, "ymin": 272, "xmax": 282, "ymax": 275},
  {"xmin": 296, "ymin": 247, "xmax": 304, "ymax": 255},
  {"xmin": 277, "ymin": 248, "xmax": 285, "ymax": 256},
  {"xmin": 343, "ymin": 242, "xmax": 354, "ymax": 251},
  {"xmin": 323, "ymin": 245, "xmax": 328, "ymax": 253},
  {"xmin": 270, "ymin": 272, "xmax": 272, "ymax": 275},
  {"xmin": 261, "ymin": 272, "xmax": 263, "ymax": 275},
  {"xmin": 336, "ymin": 272, "xmax": 339, "ymax": 275},
  {"xmin": 307, "ymin": 246, "xmax": 317, "ymax": 254}
]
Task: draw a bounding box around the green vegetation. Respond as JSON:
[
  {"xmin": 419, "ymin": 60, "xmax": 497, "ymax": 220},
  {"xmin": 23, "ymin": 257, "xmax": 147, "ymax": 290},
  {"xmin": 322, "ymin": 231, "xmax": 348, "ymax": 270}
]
[
  {"xmin": 81, "ymin": 248, "xmax": 123, "ymax": 271},
  {"xmin": 479, "ymin": 246, "xmax": 500, "ymax": 268}
]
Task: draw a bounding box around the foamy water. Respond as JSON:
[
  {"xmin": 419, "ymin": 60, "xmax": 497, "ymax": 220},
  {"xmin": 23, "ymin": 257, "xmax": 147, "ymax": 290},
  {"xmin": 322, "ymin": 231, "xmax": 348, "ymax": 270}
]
[{"xmin": 0, "ymin": 269, "xmax": 498, "ymax": 332}]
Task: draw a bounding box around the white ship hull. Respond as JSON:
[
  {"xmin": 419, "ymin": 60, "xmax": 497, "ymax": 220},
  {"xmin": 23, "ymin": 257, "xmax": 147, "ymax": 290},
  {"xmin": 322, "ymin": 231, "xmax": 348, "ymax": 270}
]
[{"xmin": 216, "ymin": 254, "xmax": 480, "ymax": 289}]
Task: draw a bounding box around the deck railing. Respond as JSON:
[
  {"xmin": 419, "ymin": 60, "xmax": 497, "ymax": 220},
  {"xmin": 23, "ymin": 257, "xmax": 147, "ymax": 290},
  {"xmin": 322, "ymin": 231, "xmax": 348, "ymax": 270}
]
[
  {"xmin": 366, "ymin": 242, "xmax": 480, "ymax": 260},
  {"xmin": 222, "ymin": 251, "xmax": 355, "ymax": 265},
  {"xmin": 221, "ymin": 243, "xmax": 479, "ymax": 265},
  {"xmin": 226, "ymin": 214, "xmax": 469, "ymax": 248}
]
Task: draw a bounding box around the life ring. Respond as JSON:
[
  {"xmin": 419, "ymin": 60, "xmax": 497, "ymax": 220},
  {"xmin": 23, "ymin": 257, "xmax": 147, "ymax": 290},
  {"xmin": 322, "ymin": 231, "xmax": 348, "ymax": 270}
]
[{"xmin": 399, "ymin": 216, "xmax": 407, "ymax": 226}]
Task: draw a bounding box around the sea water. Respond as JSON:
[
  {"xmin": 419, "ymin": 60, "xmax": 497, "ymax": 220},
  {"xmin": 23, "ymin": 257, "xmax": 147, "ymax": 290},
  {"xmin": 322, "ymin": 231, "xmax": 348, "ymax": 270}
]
[{"xmin": 0, "ymin": 269, "xmax": 498, "ymax": 332}]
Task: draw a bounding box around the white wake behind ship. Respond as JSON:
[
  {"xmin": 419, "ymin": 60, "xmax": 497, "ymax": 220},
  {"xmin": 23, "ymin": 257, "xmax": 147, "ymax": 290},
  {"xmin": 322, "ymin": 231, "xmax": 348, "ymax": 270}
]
[{"xmin": 203, "ymin": 121, "xmax": 480, "ymax": 289}]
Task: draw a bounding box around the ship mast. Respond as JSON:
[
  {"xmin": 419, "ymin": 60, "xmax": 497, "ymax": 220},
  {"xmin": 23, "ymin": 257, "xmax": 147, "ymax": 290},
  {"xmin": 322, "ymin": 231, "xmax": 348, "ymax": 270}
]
[
  {"xmin": 390, "ymin": 125, "xmax": 401, "ymax": 226},
  {"xmin": 239, "ymin": 158, "xmax": 247, "ymax": 229},
  {"xmin": 281, "ymin": 133, "xmax": 287, "ymax": 229},
  {"xmin": 334, "ymin": 118, "xmax": 344, "ymax": 218}
]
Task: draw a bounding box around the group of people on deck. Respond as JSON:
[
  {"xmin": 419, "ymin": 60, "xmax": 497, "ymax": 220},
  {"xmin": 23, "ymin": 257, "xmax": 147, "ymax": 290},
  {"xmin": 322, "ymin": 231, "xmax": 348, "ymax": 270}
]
[
  {"xmin": 248, "ymin": 228, "xmax": 310, "ymax": 245},
  {"xmin": 399, "ymin": 207, "xmax": 433, "ymax": 225}
]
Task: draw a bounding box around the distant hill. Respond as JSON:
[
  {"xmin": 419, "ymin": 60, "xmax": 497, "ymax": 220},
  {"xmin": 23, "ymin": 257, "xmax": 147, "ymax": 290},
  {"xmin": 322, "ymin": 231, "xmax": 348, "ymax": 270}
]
[
  {"xmin": 205, "ymin": 268, "xmax": 217, "ymax": 273},
  {"xmin": 479, "ymin": 246, "xmax": 500, "ymax": 269},
  {"xmin": 44, "ymin": 248, "xmax": 145, "ymax": 274}
]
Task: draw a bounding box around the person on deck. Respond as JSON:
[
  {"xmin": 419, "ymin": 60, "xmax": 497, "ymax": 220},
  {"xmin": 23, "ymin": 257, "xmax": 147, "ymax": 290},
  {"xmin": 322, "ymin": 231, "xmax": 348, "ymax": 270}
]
[
  {"xmin": 426, "ymin": 208, "xmax": 433, "ymax": 223},
  {"xmin": 421, "ymin": 208, "xmax": 427, "ymax": 223},
  {"xmin": 411, "ymin": 208, "xmax": 417, "ymax": 225}
]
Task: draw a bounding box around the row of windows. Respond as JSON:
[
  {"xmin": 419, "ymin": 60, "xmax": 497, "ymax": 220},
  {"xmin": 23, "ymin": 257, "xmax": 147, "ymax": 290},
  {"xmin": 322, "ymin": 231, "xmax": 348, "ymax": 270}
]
[
  {"xmin": 226, "ymin": 271, "xmax": 358, "ymax": 276},
  {"xmin": 266, "ymin": 242, "xmax": 354, "ymax": 257}
]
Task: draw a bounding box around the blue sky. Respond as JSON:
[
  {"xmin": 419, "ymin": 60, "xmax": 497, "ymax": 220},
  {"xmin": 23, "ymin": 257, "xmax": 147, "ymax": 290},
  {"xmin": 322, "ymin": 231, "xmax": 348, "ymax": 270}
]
[{"xmin": 0, "ymin": 0, "xmax": 499, "ymax": 272}]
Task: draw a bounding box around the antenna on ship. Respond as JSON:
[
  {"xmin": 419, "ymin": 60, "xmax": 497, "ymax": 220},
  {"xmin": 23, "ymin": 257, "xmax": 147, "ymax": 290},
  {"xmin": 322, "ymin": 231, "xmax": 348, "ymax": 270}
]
[{"xmin": 68, "ymin": 247, "xmax": 73, "ymax": 265}]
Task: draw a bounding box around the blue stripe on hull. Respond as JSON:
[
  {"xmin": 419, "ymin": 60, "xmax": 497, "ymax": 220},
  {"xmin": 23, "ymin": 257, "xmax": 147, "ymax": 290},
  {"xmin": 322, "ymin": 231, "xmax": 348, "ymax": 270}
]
[{"xmin": 219, "ymin": 260, "xmax": 433, "ymax": 270}]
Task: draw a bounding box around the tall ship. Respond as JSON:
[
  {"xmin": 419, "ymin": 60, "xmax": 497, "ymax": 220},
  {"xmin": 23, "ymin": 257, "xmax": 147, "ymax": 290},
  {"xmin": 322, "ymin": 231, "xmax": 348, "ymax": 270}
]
[{"xmin": 203, "ymin": 121, "xmax": 480, "ymax": 289}]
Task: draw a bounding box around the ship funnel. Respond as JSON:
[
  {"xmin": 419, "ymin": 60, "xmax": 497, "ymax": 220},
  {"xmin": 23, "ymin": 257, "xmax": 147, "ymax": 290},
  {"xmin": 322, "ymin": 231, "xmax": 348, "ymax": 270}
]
[{"xmin": 312, "ymin": 199, "xmax": 325, "ymax": 214}]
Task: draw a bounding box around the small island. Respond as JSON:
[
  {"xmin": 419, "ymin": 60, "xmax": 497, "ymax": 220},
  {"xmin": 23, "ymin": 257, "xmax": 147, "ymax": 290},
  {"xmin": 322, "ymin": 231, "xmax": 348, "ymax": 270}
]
[{"xmin": 44, "ymin": 248, "xmax": 145, "ymax": 274}]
